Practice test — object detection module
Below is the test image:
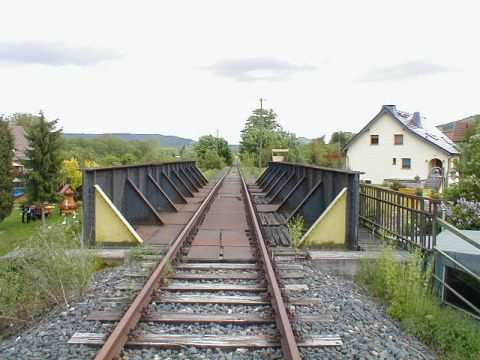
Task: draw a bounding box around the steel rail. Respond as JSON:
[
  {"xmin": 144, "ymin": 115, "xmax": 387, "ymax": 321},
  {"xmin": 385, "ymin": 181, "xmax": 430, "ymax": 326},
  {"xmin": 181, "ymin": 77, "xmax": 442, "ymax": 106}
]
[
  {"xmin": 239, "ymin": 167, "xmax": 301, "ymax": 360},
  {"xmin": 95, "ymin": 169, "xmax": 229, "ymax": 360}
]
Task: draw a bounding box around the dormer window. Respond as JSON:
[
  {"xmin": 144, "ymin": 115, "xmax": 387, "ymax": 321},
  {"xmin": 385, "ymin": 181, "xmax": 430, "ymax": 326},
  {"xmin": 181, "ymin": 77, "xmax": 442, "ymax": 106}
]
[
  {"xmin": 370, "ymin": 135, "xmax": 379, "ymax": 145},
  {"xmin": 394, "ymin": 134, "xmax": 403, "ymax": 145}
]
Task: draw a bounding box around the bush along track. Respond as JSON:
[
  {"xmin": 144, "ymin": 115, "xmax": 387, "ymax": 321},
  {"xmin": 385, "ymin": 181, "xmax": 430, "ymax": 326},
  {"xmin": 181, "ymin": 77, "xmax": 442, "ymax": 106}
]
[
  {"xmin": 357, "ymin": 245, "xmax": 480, "ymax": 360},
  {"xmin": 0, "ymin": 224, "xmax": 100, "ymax": 337}
]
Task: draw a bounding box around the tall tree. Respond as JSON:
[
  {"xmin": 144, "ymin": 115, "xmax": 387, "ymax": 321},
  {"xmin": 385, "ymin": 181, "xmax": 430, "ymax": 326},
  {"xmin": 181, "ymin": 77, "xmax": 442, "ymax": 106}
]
[
  {"xmin": 329, "ymin": 131, "xmax": 355, "ymax": 147},
  {"xmin": 25, "ymin": 112, "xmax": 62, "ymax": 202},
  {"xmin": 0, "ymin": 117, "xmax": 14, "ymax": 222},
  {"xmin": 240, "ymin": 108, "xmax": 301, "ymax": 166},
  {"xmin": 193, "ymin": 135, "xmax": 233, "ymax": 168}
]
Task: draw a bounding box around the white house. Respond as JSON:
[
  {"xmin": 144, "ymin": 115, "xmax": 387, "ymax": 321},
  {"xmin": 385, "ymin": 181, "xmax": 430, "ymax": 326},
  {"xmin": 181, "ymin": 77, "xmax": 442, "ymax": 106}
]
[{"xmin": 342, "ymin": 105, "xmax": 460, "ymax": 187}]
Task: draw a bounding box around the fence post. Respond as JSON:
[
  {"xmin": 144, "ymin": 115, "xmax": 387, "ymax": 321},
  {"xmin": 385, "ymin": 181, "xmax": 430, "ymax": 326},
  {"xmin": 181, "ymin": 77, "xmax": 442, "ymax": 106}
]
[{"xmin": 432, "ymin": 203, "xmax": 438, "ymax": 249}]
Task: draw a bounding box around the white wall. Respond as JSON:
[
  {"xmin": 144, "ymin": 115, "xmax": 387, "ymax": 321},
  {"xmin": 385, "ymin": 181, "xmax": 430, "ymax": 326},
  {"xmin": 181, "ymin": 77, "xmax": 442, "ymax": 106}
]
[{"xmin": 346, "ymin": 113, "xmax": 454, "ymax": 184}]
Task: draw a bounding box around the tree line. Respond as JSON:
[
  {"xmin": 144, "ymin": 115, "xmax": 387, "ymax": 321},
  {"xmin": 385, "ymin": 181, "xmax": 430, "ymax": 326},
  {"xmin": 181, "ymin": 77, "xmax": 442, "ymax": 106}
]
[
  {"xmin": 0, "ymin": 108, "xmax": 354, "ymax": 223},
  {"xmin": 239, "ymin": 107, "xmax": 355, "ymax": 169}
]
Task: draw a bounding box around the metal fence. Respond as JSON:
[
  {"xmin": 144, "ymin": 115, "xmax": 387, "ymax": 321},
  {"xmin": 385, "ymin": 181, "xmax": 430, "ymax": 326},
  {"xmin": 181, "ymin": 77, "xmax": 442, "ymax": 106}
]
[{"xmin": 359, "ymin": 184, "xmax": 440, "ymax": 250}]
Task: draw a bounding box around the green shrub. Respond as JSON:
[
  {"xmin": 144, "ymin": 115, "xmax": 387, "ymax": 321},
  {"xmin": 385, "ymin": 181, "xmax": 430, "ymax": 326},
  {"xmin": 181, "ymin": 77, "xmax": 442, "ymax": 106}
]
[
  {"xmin": 0, "ymin": 225, "xmax": 99, "ymax": 337},
  {"xmin": 357, "ymin": 246, "xmax": 480, "ymax": 359},
  {"xmin": 286, "ymin": 215, "xmax": 305, "ymax": 248},
  {"xmin": 390, "ymin": 181, "xmax": 401, "ymax": 191},
  {"xmin": 198, "ymin": 149, "xmax": 225, "ymax": 170},
  {"xmin": 415, "ymin": 188, "xmax": 423, "ymax": 196},
  {"xmin": 444, "ymin": 175, "xmax": 480, "ymax": 202},
  {"xmin": 445, "ymin": 199, "xmax": 480, "ymax": 230}
]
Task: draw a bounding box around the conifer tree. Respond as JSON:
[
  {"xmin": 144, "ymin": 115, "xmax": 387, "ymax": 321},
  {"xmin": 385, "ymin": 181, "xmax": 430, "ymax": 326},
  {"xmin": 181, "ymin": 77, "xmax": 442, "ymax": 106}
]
[
  {"xmin": 0, "ymin": 117, "xmax": 14, "ymax": 222},
  {"xmin": 25, "ymin": 112, "xmax": 62, "ymax": 202}
]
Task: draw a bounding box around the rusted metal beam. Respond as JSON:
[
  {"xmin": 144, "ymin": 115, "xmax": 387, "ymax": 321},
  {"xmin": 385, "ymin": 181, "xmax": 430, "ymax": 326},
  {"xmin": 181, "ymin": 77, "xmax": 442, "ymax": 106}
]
[
  {"xmin": 124, "ymin": 179, "xmax": 164, "ymax": 225},
  {"xmin": 146, "ymin": 175, "xmax": 177, "ymax": 213},
  {"xmin": 178, "ymin": 168, "xmax": 200, "ymax": 192},
  {"xmin": 158, "ymin": 172, "xmax": 187, "ymax": 204},
  {"xmin": 169, "ymin": 170, "xmax": 194, "ymax": 197},
  {"xmin": 94, "ymin": 170, "xmax": 228, "ymax": 360},
  {"xmin": 258, "ymin": 167, "xmax": 282, "ymax": 190},
  {"xmin": 185, "ymin": 165, "xmax": 206, "ymax": 187},
  {"xmin": 255, "ymin": 166, "xmax": 271, "ymax": 185},
  {"xmin": 192, "ymin": 165, "xmax": 209, "ymax": 184},
  {"xmin": 263, "ymin": 170, "xmax": 287, "ymax": 195},
  {"xmin": 239, "ymin": 167, "xmax": 301, "ymax": 360}
]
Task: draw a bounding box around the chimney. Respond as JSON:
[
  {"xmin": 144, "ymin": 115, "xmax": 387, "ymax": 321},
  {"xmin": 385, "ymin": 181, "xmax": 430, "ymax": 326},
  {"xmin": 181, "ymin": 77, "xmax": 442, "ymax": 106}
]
[
  {"xmin": 382, "ymin": 105, "xmax": 396, "ymax": 113},
  {"xmin": 411, "ymin": 112, "xmax": 422, "ymax": 127}
]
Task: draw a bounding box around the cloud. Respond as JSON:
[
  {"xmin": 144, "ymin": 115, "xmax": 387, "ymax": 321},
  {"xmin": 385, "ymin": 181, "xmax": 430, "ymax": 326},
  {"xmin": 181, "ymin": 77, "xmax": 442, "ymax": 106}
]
[
  {"xmin": 358, "ymin": 60, "xmax": 456, "ymax": 82},
  {"xmin": 210, "ymin": 57, "xmax": 316, "ymax": 81},
  {"xmin": 0, "ymin": 41, "xmax": 121, "ymax": 66}
]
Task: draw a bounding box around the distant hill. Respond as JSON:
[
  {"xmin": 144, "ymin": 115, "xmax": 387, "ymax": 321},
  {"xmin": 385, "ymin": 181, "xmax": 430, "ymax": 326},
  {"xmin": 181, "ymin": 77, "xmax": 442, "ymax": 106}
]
[{"xmin": 64, "ymin": 133, "xmax": 194, "ymax": 148}]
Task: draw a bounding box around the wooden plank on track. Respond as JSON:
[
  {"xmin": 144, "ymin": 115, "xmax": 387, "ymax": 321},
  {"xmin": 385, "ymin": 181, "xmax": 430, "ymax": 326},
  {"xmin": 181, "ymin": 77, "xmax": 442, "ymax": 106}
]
[
  {"xmin": 87, "ymin": 311, "xmax": 334, "ymax": 324},
  {"xmin": 176, "ymin": 263, "xmax": 259, "ymax": 270},
  {"xmin": 68, "ymin": 333, "xmax": 342, "ymax": 348},
  {"xmin": 298, "ymin": 334, "xmax": 343, "ymax": 347},
  {"xmin": 275, "ymin": 264, "xmax": 303, "ymax": 270},
  {"xmin": 278, "ymin": 271, "xmax": 304, "ymax": 279},
  {"xmin": 86, "ymin": 311, "xmax": 274, "ymax": 324},
  {"xmin": 154, "ymin": 294, "xmax": 269, "ymax": 305},
  {"xmin": 125, "ymin": 273, "xmax": 149, "ymax": 278},
  {"xmin": 68, "ymin": 333, "xmax": 277, "ymax": 348},
  {"xmin": 159, "ymin": 283, "xmax": 266, "ymax": 292},
  {"xmin": 169, "ymin": 272, "xmax": 260, "ymax": 280},
  {"xmin": 288, "ymin": 297, "xmax": 324, "ymax": 305}
]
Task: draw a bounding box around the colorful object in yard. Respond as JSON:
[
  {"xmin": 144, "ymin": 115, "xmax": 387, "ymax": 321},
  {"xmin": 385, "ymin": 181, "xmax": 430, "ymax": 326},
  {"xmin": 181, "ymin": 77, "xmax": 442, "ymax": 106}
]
[{"xmin": 59, "ymin": 184, "xmax": 78, "ymax": 215}]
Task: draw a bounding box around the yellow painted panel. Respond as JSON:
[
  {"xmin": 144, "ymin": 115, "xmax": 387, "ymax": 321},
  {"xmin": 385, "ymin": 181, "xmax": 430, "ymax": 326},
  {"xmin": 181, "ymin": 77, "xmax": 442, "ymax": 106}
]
[
  {"xmin": 298, "ymin": 188, "xmax": 347, "ymax": 247},
  {"xmin": 94, "ymin": 185, "xmax": 143, "ymax": 244},
  {"xmin": 399, "ymin": 188, "xmax": 415, "ymax": 195},
  {"xmin": 399, "ymin": 188, "xmax": 416, "ymax": 208}
]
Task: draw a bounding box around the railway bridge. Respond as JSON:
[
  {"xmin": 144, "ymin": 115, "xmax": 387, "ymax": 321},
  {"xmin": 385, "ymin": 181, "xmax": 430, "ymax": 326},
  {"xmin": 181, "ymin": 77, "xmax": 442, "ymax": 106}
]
[{"xmin": 72, "ymin": 161, "xmax": 361, "ymax": 359}]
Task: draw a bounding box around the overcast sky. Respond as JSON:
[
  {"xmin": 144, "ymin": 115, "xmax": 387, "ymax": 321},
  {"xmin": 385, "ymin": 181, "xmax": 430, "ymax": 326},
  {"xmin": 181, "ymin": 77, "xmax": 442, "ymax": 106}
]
[{"xmin": 0, "ymin": 1, "xmax": 479, "ymax": 143}]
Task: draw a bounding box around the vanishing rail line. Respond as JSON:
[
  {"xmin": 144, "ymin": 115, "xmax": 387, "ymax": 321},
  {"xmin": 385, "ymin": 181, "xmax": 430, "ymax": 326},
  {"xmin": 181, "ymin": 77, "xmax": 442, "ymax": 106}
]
[{"xmin": 69, "ymin": 166, "xmax": 342, "ymax": 359}]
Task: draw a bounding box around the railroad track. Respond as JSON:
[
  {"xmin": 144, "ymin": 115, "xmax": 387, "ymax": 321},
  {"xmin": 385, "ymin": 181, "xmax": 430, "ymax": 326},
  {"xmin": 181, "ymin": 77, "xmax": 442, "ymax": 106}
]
[{"xmin": 69, "ymin": 167, "xmax": 342, "ymax": 359}]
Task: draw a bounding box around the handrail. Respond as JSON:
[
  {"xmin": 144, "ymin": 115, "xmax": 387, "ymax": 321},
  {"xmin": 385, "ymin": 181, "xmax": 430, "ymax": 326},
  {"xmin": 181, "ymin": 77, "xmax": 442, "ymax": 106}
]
[
  {"xmin": 436, "ymin": 217, "xmax": 480, "ymax": 251},
  {"xmin": 433, "ymin": 246, "xmax": 480, "ymax": 284},
  {"xmin": 360, "ymin": 183, "xmax": 441, "ymax": 204},
  {"xmin": 432, "ymin": 274, "xmax": 480, "ymax": 316}
]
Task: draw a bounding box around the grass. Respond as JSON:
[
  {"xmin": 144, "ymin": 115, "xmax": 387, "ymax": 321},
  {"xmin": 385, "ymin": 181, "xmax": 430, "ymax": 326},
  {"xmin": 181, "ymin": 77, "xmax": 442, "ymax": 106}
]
[
  {"xmin": 357, "ymin": 245, "xmax": 480, "ymax": 360},
  {"xmin": 286, "ymin": 214, "xmax": 306, "ymax": 248},
  {"xmin": 241, "ymin": 166, "xmax": 266, "ymax": 183},
  {"xmin": 0, "ymin": 205, "xmax": 83, "ymax": 256},
  {"xmin": 0, "ymin": 224, "xmax": 100, "ymax": 337},
  {"xmin": 201, "ymin": 167, "xmax": 225, "ymax": 182}
]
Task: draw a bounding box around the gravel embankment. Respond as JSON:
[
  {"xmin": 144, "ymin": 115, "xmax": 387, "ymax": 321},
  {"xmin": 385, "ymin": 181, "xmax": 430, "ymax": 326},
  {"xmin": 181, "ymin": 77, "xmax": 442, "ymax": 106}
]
[{"xmin": 0, "ymin": 259, "xmax": 436, "ymax": 360}]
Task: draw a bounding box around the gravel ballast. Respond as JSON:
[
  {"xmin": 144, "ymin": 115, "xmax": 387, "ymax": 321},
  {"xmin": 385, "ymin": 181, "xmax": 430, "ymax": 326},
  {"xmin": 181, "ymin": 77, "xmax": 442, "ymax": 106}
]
[{"xmin": 0, "ymin": 258, "xmax": 437, "ymax": 359}]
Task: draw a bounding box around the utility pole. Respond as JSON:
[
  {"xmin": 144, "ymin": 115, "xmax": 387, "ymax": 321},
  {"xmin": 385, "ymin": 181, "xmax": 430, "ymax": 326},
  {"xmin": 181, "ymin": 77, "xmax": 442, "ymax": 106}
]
[
  {"xmin": 258, "ymin": 98, "xmax": 265, "ymax": 169},
  {"xmin": 216, "ymin": 129, "xmax": 219, "ymax": 155}
]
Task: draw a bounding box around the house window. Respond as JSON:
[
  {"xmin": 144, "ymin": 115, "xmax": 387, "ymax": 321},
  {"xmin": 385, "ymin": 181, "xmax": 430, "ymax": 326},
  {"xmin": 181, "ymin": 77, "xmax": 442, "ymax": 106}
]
[
  {"xmin": 392, "ymin": 158, "xmax": 396, "ymax": 165},
  {"xmin": 394, "ymin": 134, "xmax": 403, "ymax": 145},
  {"xmin": 370, "ymin": 135, "xmax": 379, "ymax": 145},
  {"xmin": 402, "ymin": 158, "xmax": 411, "ymax": 169}
]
